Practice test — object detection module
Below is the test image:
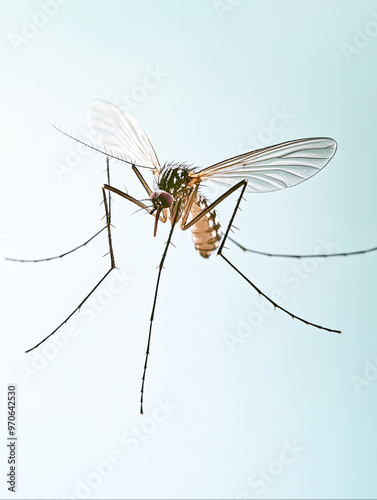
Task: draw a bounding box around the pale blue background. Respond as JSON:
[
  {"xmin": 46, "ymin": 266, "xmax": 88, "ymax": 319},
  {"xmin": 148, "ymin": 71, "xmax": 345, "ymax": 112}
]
[{"xmin": 1, "ymin": 1, "xmax": 377, "ymax": 498}]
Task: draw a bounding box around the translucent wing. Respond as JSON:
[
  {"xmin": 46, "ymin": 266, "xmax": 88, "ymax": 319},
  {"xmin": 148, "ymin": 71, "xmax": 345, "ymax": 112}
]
[
  {"xmin": 192, "ymin": 138, "xmax": 337, "ymax": 193},
  {"xmin": 87, "ymin": 100, "xmax": 161, "ymax": 173}
]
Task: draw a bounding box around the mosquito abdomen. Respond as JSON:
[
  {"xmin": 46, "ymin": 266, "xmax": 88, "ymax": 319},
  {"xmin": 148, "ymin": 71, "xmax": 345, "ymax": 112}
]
[{"xmin": 190, "ymin": 194, "xmax": 222, "ymax": 258}]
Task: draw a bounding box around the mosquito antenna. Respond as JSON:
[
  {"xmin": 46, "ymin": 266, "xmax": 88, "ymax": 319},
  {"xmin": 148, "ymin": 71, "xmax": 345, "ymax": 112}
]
[
  {"xmin": 50, "ymin": 122, "xmax": 153, "ymax": 172},
  {"xmin": 140, "ymin": 199, "xmax": 182, "ymax": 414},
  {"xmin": 229, "ymin": 237, "xmax": 377, "ymax": 258}
]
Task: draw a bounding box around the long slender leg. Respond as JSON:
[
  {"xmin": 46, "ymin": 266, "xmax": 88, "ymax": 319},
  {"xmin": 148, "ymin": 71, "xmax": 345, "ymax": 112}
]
[
  {"xmin": 25, "ymin": 186, "xmax": 116, "ymax": 352},
  {"xmin": 24, "ymin": 179, "xmax": 165, "ymax": 352},
  {"xmin": 131, "ymin": 165, "xmax": 153, "ymax": 196},
  {"xmin": 140, "ymin": 199, "xmax": 182, "ymax": 414},
  {"xmin": 23, "ymin": 172, "xmax": 167, "ymax": 356},
  {"xmin": 180, "ymin": 181, "xmax": 376, "ymax": 259},
  {"xmin": 178, "ymin": 180, "xmax": 341, "ymax": 333},
  {"xmin": 21, "ymin": 157, "xmax": 170, "ymax": 355},
  {"xmin": 5, "ymin": 227, "xmax": 107, "ymax": 263},
  {"xmin": 228, "ymin": 237, "xmax": 377, "ymax": 258},
  {"xmin": 7, "ymin": 157, "xmax": 114, "ymax": 264},
  {"xmin": 216, "ymin": 181, "xmax": 341, "ymax": 334},
  {"xmin": 7, "ymin": 162, "xmax": 158, "ymax": 264},
  {"xmin": 106, "ymin": 157, "xmax": 112, "ymax": 223}
]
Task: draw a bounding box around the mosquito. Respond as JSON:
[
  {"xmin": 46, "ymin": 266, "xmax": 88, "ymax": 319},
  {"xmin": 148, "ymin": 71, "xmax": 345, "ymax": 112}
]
[{"xmin": 8, "ymin": 100, "xmax": 377, "ymax": 413}]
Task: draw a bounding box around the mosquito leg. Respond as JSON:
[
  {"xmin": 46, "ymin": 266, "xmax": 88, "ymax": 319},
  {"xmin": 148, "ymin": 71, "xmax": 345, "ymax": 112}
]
[
  {"xmin": 217, "ymin": 182, "xmax": 342, "ymax": 335},
  {"xmin": 6, "ymin": 157, "xmax": 114, "ymax": 264},
  {"xmin": 106, "ymin": 156, "xmax": 112, "ymax": 222},
  {"xmin": 25, "ymin": 186, "xmax": 116, "ymax": 352},
  {"xmin": 140, "ymin": 199, "xmax": 182, "ymax": 415},
  {"xmin": 228, "ymin": 237, "xmax": 377, "ymax": 258},
  {"xmin": 5, "ymin": 227, "xmax": 107, "ymax": 263},
  {"xmin": 179, "ymin": 181, "xmax": 342, "ymax": 333},
  {"xmin": 103, "ymin": 184, "xmax": 168, "ymax": 223},
  {"xmin": 25, "ymin": 174, "xmax": 167, "ymax": 353},
  {"xmin": 131, "ymin": 165, "xmax": 153, "ymax": 196}
]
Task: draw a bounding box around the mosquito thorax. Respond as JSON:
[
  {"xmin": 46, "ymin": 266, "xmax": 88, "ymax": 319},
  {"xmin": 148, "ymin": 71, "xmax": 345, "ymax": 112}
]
[
  {"xmin": 158, "ymin": 163, "xmax": 192, "ymax": 198},
  {"xmin": 150, "ymin": 190, "xmax": 174, "ymax": 209}
]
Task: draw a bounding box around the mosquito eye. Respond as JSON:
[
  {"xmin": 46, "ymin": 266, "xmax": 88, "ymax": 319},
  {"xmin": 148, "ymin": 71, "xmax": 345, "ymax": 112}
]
[
  {"xmin": 158, "ymin": 192, "xmax": 174, "ymax": 208},
  {"xmin": 150, "ymin": 191, "xmax": 173, "ymax": 208}
]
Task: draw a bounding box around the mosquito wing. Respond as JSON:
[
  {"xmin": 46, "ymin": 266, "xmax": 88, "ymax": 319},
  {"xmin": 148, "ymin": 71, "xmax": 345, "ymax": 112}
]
[
  {"xmin": 87, "ymin": 100, "xmax": 161, "ymax": 173},
  {"xmin": 192, "ymin": 138, "xmax": 337, "ymax": 193}
]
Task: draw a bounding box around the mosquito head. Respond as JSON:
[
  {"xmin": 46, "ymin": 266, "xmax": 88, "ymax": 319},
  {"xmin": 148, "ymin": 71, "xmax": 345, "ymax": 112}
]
[
  {"xmin": 150, "ymin": 190, "xmax": 174, "ymax": 209},
  {"xmin": 150, "ymin": 190, "xmax": 174, "ymax": 237}
]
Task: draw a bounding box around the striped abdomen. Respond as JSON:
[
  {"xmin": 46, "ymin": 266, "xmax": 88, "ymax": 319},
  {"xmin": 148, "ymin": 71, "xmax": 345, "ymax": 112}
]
[{"xmin": 190, "ymin": 193, "xmax": 222, "ymax": 258}]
